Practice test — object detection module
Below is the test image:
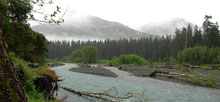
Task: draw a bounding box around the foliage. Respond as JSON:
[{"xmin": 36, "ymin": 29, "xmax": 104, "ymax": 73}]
[
  {"xmin": 9, "ymin": 52, "xmax": 37, "ymax": 92},
  {"xmin": 110, "ymin": 54, "xmax": 149, "ymax": 66},
  {"xmin": 3, "ymin": 23, "xmax": 48, "ymax": 63},
  {"xmin": 169, "ymin": 57, "xmax": 177, "ymax": 65},
  {"xmin": 9, "ymin": 52, "xmax": 59, "ymax": 100},
  {"xmin": 0, "ymin": 0, "xmax": 64, "ymax": 101},
  {"xmin": 1, "ymin": 0, "xmax": 64, "ymax": 24},
  {"xmin": 177, "ymin": 46, "xmax": 207, "ymax": 65},
  {"xmin": 177, "ymin": 46, "xmax": 220, "ymax": 65},
  {"xmin": 27, "ymin": 92, "xmax": 45, "ymax": 102},
  {"xmin": 71, "ymin": 49, "xmax": 83, "ymax": 63},
  {"xmin": 189, "ymin": 74, "xmax": 215, "ymax": 87},
  {"xmin": 81, "ymin": 46, "xmax": 98, "ymax": 63},
  {"xmin": 109, "ymin": 56, "xmax": 120, "ymax": 65},
  {"xmin": 59, "ymin": 56, "xmax": 72, "ymax": 63},
  {"xmin": 71, "ymin": 46, "xmax": 98, "ymax": 63},
  {"xmin": 218, "ymin": 52, "xmax": 220, "ymax": 63},
  {"xmin": 96, "ymin": 60, "xmax": 111, "ymax": 64},
  {"xmin": 203, "ymin": 15, "xmax": 220, "ymax": 47}
]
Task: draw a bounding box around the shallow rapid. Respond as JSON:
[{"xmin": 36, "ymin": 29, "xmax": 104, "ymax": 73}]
[{"xmin": 52, "ymin": 63, "xmax": 220, "ymax": 102}]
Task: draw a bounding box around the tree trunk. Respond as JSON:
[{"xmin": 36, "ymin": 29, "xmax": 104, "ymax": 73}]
[{"xmin": 0, "ymin": 28, "xmax": 28, "ymax": 101}]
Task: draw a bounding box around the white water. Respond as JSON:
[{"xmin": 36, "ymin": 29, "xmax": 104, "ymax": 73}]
[{"xmin": 52, "ymin": 63, "xmax": 220, "ymax": 102}]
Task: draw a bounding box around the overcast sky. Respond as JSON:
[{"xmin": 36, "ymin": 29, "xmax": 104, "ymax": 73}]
[{"xmin": 32, "ymin": 0, "xmax": 220, "ymax": 29}]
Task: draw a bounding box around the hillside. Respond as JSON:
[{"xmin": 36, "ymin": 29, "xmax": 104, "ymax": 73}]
[
  {"xmin": 32, "ymin": 12, "xmax": 150, "ymax": 40},
  {"xmin": 139, "ymin": 18, "xmax": 193, "ymax": 35}
]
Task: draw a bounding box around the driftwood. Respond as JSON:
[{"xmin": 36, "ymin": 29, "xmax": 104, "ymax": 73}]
[
  {"xmin": 61, "ymin": 87, "xmax": 132, "ymax": 102},
  {"xmin": 149, "ymin": 71, "xmax": 169, "ymax": 77},
  {"xmin": 183, "ymin": 64, "xmax": 200, "ymax": 72},
  {"xmin": 150, "ymin": 71, "xmax": 204, "ymax": 81},
  {"xmin": 184, "ymin": 64, "xmax": 199, "ymax": 68}
]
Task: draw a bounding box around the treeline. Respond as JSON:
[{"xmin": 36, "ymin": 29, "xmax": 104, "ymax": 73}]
[
  {"xmin": 48, "ymin": 15, "xmax": 220, "ymax": 62},
  {"xmin": 178, "ymin": 46, "xmax": 220, "ymax": 65}
]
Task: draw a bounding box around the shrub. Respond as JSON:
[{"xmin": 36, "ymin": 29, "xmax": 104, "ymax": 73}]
[
  {"xmin": 80, "ymin": 46, "xmax": 98, "ymax": 63},
  {"xmin": 109, "ymin": 56, "xmax": 120, "ymax": 65},
  {"xmin": 177, "ymin": 46, "xmax": 220, "ymax": 65},
  {"xmin": 110, "ymin": 54, "xmax": 149, "ymax": 66},
  {"xmin": 71, "ymin": 46, "xmax": 98, "ymax": 63},
  {"xmin": 96, "ymin": 60, "xmax": 110, "ymax": 64},
  {"xmin": 9, "ymin": 52, "xmax": 37, "ymax": 92},
  {"xmin": 71, "ymin": 49, "xmax": 82, "ymax": 63},
  {"xmin": 169, "ymin": 57, "xmax": 177, "ymax": 65},
  {"xmin": 9, "ymin": 52, "xmax": 59, "ymax": 101}
]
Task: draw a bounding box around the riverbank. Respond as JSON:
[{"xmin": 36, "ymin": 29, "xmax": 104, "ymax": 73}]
[
  {"xmin": 67, "ymin": 63, "xmax": 220, "ymax": 89},
  {"xmin": 112, "ymin": 64, "xmax": 220, "ymax": 89}
]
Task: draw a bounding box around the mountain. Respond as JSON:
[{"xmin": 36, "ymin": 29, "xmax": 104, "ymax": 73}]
[
  {"xmin": 139, "ymin": 18, "xmax": 193, "ymax": 35},
  {"xmin": 32, "ymin": 11, "xmax": 150, "ymax": 40}
]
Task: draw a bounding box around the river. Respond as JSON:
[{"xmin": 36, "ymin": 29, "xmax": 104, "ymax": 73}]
[{"xmin": 51, "ymin": 63, "xmax": 220, "ymax": 102}]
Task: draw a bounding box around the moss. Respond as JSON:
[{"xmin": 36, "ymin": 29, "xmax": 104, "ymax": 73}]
[
  {"xmin": 36, "ymin": 68, "xmax": 58, "ymax": 80},
  {"xmin": 0, "ymin": 63, "xmax": 20, "ymax": 102}
]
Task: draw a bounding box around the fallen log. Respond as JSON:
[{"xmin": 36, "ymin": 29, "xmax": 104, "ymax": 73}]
[
  {"xmin": 184, "ymin": 64, "xmax": 199, "ymax": 69},
  {"xmin": 61, "ymin": 87, "xmax": 132, "ymax": 102},
  {"xmin": 150, "ymin": 71, "xmax": 204, "ymax": 80},
  {"xmin": 86, "ymin": 92, "xmax": 133, "ymax": 99},
  {"xmin": 149, "ymin": 71, "xmax": 169, "ymax": 77}
]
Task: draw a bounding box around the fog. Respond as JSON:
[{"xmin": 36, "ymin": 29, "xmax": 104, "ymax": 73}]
[{"xmin": 30, "ymin": 0, "xmax": 220, "ymax": 40}]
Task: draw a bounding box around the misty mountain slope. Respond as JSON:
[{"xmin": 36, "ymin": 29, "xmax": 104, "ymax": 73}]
[
  {"xmin": 139, "ymin": 18, "xmax": 193, "ymax": 35},
  {"xmin": 32, "ymin": 12, "xmax": 150, "ymax": 40}
]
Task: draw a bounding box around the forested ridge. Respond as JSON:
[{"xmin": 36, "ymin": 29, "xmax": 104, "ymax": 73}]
[{"xmin": 48, "ymin": 16, "xmax": 220, "ymax": 62}]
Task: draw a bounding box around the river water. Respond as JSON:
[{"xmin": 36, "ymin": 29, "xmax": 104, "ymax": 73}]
[{"xmin": 51, "ymin": 63, "xmax": 220, "ymax": 102}]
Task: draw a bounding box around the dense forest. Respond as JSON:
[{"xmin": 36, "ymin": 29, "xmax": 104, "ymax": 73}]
[{"xmin": 48, "ymin": 15, "xmax": 220, "ymax": 62}]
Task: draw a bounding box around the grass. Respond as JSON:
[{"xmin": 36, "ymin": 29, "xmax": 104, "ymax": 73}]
[
  {"xmin": 214, "ymin": 70, "xmax": 220, "ymax": 75},
  {"xmin": 151, "ymin": 62, "xmax": 170, "ymax": 65},
  {"xmin": 28, "ymin": 92, "xmax": 61, "ymax": 102},
  {"xmin": 189, "ymin": 74, "xmax": 215, "ymax": 87},
  {"xmin": 200, "ymin": 64, "xmax": 220, "ymax": 70},
  {"xmin": 172, "ymin": 64, "xmax": 218, "ymax": 87},
  {"xmin": 27, "ymin": 91, "xmax": 45, "ymax": 102}
]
